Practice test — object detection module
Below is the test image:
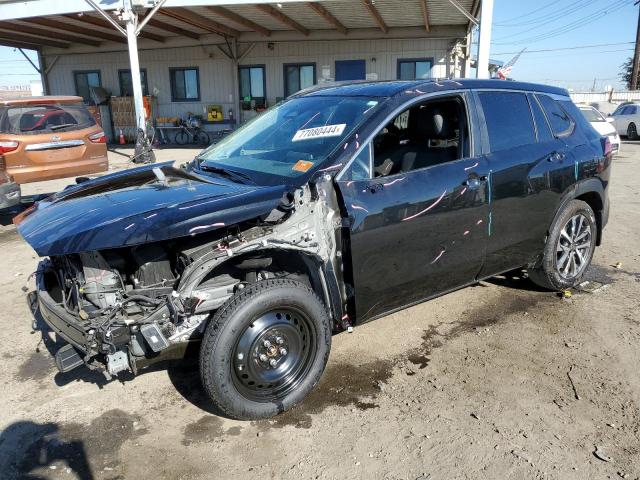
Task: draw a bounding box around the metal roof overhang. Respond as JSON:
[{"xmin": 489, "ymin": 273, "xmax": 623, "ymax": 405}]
[{"xmin": 0, "ymin": 0, "xmax": 479, "ymax": 52}]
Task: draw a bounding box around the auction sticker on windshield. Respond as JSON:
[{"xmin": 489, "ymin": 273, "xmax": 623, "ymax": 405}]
[
  {"xmin": 292, "ymin": 160, "xmax": 314, "ymax": 172},
  {"xmin": 292, "ymin": 123, "xmax": 346, "ymax": 142}
]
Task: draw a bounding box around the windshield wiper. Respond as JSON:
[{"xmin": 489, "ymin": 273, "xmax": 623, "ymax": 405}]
[
  {"xmin": 199, "ymin": 165, "xmax": 255, "ymax": 184},
  {"xmin": 49, "ymin": 123, "xmax": 78, "ymax": 131}
]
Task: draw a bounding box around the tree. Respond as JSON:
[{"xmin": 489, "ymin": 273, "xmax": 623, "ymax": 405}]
[{"xmin": 620, "ymin": 56, "xmax": 634, "ymax": 89}]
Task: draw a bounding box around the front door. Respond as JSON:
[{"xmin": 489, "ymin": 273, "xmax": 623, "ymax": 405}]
[
  {"xmin": 335, "ymin": 60, "xmax": 366, "ymax": 81},
  {"xmin": 336, "ymin": 95, "xmax": 489, "ymax": 322}
]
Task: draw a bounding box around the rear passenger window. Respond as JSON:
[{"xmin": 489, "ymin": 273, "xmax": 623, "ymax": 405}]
[
  {"xmin": 478, "ymin": 92, "xmax": 536, "ymax": 152},
  {"xmin": 529, "ymin": 95, "xmax": 554, "ymax": 142},
  {"xmin": 536, "ymin": 94, "xmax": 574, "ymax": 137}
]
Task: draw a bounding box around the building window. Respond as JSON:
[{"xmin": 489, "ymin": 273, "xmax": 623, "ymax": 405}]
[
  {"xmin": 239, "ymin": 65, "xmax": 266, "ymax": 109},
  {"xmin": 284, "ymin": 63, "xmax": 316, "ymax": 97},
  {"xmin": 74, "ymin": 70, "xmax": 101, "ymax": 104},
  {"xmin": 119, "ymin": 69, "xmax": 149, "ymax": 97},
  {"xmin": 170, "ymin": 67, "xmax": 200, "ymax": 102},
  {"xmin": 397, "ymin": 58, "xmax": 433, "ymax": 80}
]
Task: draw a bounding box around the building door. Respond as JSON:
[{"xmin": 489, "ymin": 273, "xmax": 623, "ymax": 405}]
[{"xmin": 335, "ymin": 60, "xmax": 366, "ymax": 81}]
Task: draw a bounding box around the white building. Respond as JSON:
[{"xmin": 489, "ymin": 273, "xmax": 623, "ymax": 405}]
[{"xmin": 0, "ymin": 0, "xmax": 486, "ymax": 140}]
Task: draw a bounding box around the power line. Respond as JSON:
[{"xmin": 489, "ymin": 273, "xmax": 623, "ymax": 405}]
[
  {"xmin": 493, "ymin": 0, "xmax": 559, "ymax": 25},
  {"xmin": 493, "ymin": 0, "xmax": 631, "ymax": 45},
  {"xmin": 495, "ymin": 0, "xmax": 595, "ymax": 28},
  {"xmin": 493, "ymin": 42, "xmax": 635, "ymax": 55}
]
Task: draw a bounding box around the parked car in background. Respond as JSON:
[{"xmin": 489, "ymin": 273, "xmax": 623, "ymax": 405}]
[
  {"xmin": 0, "ymin": 154, "xmax": 20, "ymax": 209},
  {"xmin": 609, "ymin": 102, "xmax": 640, "ymax": 139},
  {"xmin": 0, "ymin": 96, "xmax": 108, "ymax": 189},
  {"xmin": 578, "ymin": 105, "xmax": 621, "ymax": 153},
  {"xmin": 15, "ymin": 79, "xmax": 612, "ymax": 420}
]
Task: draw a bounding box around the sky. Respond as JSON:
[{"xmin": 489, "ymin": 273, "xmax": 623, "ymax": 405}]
[
  {"xmin": 0, "ymin": 0, "xmax": 636, "ymax": 92},
  {"xmin": 485, "ymin": 0, "xmax": 638, "ymax": 90}
]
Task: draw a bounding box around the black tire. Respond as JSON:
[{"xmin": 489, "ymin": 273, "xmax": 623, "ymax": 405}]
[
  {"xmin": 627, "ymin": 123, "xmax": 638, "ymax": 140},
  {"xmin": 199, "ymin": 279, "xmax": 332, "ymax": 420},
  {"xmin": 528, "ymin": 200, "xmax": 597, "ymax": 291},
  {"xmin": 174, "ymin": 130, "xmax": 189, "ymax": 145},
  {"xmin": 195, "ymin": 130, "xmax": 210, "ymax": 146}
]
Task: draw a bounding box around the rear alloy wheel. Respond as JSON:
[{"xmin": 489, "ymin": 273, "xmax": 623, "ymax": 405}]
[
  {"xmin": 529, "ymin": 200, "xmax": 597, "ymax": 291},
  {"xmin": 555, "ymin": 214, "xmax": 593, "ymax": 280},
  {"xmin": 627, "ymin": 123, "xmax": 638, "ymax": 140},
  {"xmin": 199, "ymin": 279, "xmax": 331, "ymax": 420}
]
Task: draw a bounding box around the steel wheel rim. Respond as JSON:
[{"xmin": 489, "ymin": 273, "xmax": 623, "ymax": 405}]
[
  {"xmin": 556, "ymin": 213, "xmax": 592, "ymax": 279},
  {"xmin": 231, "ymin": 307, "xmax": 316, "ymax": 402}
]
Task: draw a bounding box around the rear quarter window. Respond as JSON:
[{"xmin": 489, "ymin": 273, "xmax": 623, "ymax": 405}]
[
  {"xmin": 560, "ymin": 100, "xmax": 601, "ymax": 142},
  {"xmin": 0, "ymin": 103, "xmax": 96, "ymax": 135},
  {"xmin": 478, "ymin": 91, "xmax": 536, "ymax": 152},
  {"xmin": 536, "ymin": 94, "xmax": 574, "ymax": 137}
]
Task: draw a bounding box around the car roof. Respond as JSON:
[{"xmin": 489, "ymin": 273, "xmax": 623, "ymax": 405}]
[
  {"xmin": 0, "ymin": 96, "xmax": 84, "ymax": 107},
  {"xmin": 296, "ymin": 78, "xmax": 569, "ymax": 99}
]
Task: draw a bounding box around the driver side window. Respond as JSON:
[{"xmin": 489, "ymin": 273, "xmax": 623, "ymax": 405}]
[{"xmin": 372, "ymin": 96, "xmax": 469, "ymax": 177}]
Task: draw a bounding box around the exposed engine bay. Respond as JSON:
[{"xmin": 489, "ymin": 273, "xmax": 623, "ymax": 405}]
[{"xmin": 36, "ymin": 179, "xmax": 346, "ymax": 378}]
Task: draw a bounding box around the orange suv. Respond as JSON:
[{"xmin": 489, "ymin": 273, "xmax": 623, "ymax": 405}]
[{"xmin": 0, "ymin": 96, "xmax": 108, "ymax": 208}]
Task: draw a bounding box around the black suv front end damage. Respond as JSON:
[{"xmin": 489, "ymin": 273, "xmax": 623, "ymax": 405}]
[{"xmin": 27, "ymin": 172, "xmax": 347, "ymax": 380}]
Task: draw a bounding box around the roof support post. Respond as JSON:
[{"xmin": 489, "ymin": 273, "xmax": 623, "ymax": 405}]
[
  {"xmin": 37, "ymin": 50, "xmax": 51, "ymax": 95},
  {"xmin": 476, "ymin": 0, "xmax": 493, "ymax": 79},
  {"xmin": 123, "ymin": 2, "xmax": 145, "ymax": 136}
]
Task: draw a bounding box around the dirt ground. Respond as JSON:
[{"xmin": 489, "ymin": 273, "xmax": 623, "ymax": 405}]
[{"xmin": 0, "ymin": 144, "xmax": 639, "ymax": 480}]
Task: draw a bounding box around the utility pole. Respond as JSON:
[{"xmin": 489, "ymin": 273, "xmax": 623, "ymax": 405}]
[{"xmin": 632, "ymin": 0, "xmax": 640, "ymax": 89}]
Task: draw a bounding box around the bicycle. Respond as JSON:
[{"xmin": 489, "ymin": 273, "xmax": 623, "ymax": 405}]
[{"xmin": 174, "ymin": 120, "xmax": 210, "ymax": 146}]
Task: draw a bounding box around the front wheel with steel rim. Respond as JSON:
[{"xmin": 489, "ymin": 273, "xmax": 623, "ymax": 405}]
[
  {"xmin": 200, "ymin": 278, "xmax": 332, "ymax": 420},
  {"xmin": 628, "ymin": 123, "xmax": 639, "ymax": 140},
  {"xmin": 529, "ymin": 199, "xmax": 597, "ymax": 291}
]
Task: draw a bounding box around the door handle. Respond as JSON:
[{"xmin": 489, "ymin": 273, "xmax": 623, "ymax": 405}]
[
  {"xmin": 462, "ymin": 175, "xmax": 487, "ymax": 189},
  {"xmin": 548, "ymin": 151, "xmax": 566, "ymax": 162},
  {"xmin": 462, "ymin": 178, "xmax": 481, "ymax": 189}
]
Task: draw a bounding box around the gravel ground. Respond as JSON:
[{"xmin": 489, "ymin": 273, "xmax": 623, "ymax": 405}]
[{"xmin": 0, "ymin": 144, "xmax": 638, "ymax": 480}]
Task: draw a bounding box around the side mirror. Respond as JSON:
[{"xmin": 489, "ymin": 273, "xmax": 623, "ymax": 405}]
[{"xmin": 606, "ymin": 117, "xmax": 615, "ymax": 123}]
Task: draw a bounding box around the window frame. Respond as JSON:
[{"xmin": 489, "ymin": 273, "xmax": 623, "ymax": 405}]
[
  {"xmin": 118, "ymin": 68, "xmax": 149, "ymax": 97},
  {"xmin": 73, "ymin": 70, "xmax": 102, "ymax": 104},
  {"xmin": 528, "ymin": 93, "xmax": 554, "ymax": 143},
  {"xmin": 169, "ymin": 67, "xmax": 201, "ymax": 102},
  {"xmin": 337, "ymin": 91, "xmax": 473, "ymax": 182},
  {"xmin": 238, "ymin": 64, "xmax": 267, "ymax": 108},
  {"xmin": 396, "ymin": 57, "xmax": 434, "ymax": 81},
  {"xmin": 283, "ymin": 62, "xmax": 316, "ymax": 97}
]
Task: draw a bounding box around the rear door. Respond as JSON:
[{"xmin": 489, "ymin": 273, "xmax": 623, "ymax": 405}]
[
  {"xmin": 336, "ymin": 93, "xmax": 489, "ymax": 322},
  {"xmin": 335, "ymin": 60, "xmax": 366, "ymax": 81},
  {"xmin": 475, "ymin": 90, "xmax": 569, "ymax": 276}
]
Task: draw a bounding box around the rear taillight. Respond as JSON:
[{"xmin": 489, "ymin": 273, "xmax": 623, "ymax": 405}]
[
  {"xmin": 88, "ymin": 132, "xmax": 107, "ymax": 143},
  {"xmin": 602, "ymin": 136, "xmax": 612, "ymax": 157},
  {"xmin": 0, "ymin": 140, "xmax": 18, "ymax": 154}
]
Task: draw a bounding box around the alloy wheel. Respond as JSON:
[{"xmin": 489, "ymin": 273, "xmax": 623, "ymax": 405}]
[
  {"xmin": 232, "ymin": 308, "xmax": 315, "ymax": 402},
  {"xmin": 555, "ymin": 213, "xmax": 592, "ymax": 279}
]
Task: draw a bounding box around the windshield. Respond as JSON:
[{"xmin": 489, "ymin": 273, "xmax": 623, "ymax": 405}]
[
  {"xmin": 0, "ymin": 103, "xmax": 97, "ymax": 134},
  {"xmin": 197, "ymin": 95, "xmax": 383, "ymax": 185},
  {"xmin": 579, "ymin": 107, "xmax": 605, "ymax": 122}
]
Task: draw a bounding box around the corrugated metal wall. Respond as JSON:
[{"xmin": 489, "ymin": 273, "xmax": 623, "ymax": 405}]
[{"xmin": 46, "ymin": 37, "xmax": 459, "ymax": 124}]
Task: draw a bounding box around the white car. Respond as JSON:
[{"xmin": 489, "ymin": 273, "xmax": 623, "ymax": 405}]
[
  {"xmin": 608, "ymin": 102, "xmax": 640, "ymax": 141},
  {"xmin": 579, "ymin": 105, "xmax": 621, "ymax": 153}
]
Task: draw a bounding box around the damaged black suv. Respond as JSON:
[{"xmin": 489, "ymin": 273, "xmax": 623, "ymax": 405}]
[{"xmin": 16, "ymin": 79, "xmax": 612, "ymax": 420}]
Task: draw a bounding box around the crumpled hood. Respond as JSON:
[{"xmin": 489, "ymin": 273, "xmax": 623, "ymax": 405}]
[{"xmin": 15, "ymin": 162, "xmax": 287, "ymax": 256}]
